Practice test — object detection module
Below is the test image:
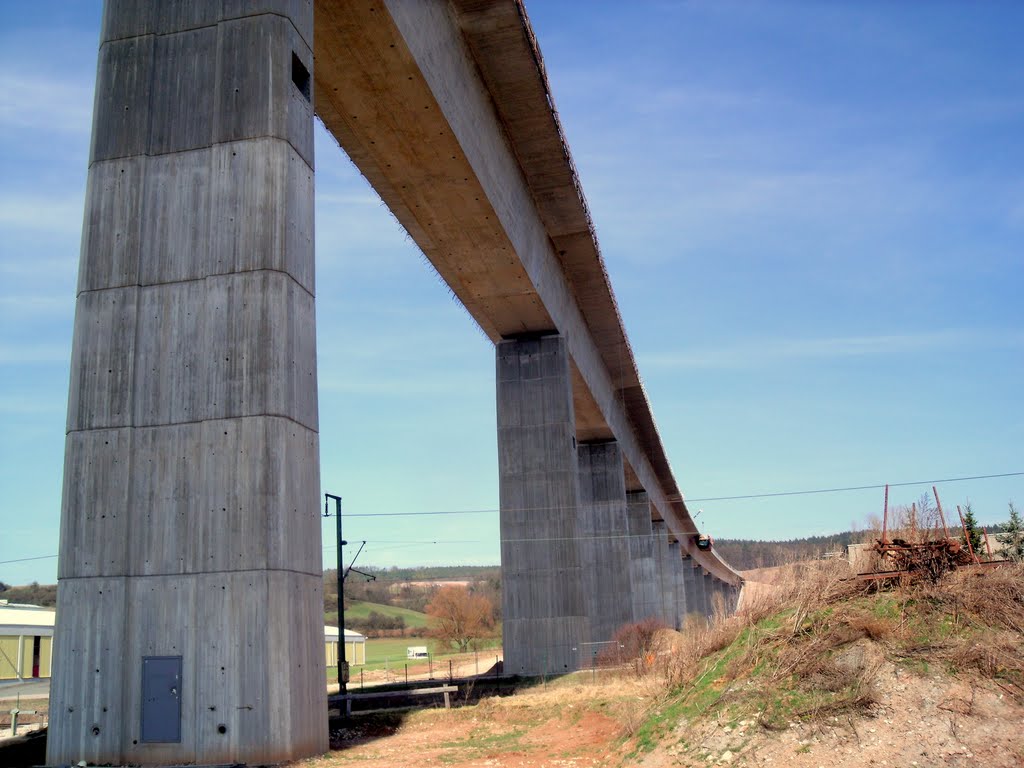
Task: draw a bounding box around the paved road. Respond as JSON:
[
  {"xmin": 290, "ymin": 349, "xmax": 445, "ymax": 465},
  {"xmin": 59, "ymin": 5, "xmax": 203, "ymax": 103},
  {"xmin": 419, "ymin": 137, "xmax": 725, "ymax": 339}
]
[{"xmin": 0, "ymin": 679, "xmax": 49, "ymax": 702}]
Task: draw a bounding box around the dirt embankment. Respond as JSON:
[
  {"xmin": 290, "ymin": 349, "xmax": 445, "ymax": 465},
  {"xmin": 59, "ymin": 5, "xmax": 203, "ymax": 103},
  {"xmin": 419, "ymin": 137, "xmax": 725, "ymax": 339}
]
[{"xmin": 300, "ymin": 562, "xmax": 1024, "ymax": 768}]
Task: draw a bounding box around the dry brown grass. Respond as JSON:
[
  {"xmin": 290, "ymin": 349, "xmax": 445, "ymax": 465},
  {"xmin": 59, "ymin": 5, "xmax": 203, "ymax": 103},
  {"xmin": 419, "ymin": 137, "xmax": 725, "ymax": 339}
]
[{"xmin": 894, "ymin": 562, "xmax": 1024, "ymax": 697}]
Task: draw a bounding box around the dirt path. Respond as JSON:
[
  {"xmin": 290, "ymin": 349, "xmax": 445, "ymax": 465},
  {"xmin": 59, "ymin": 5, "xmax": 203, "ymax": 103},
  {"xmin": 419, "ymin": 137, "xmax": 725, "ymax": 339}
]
[{"xmin": 300, "ymin": 678, "xmax": 641, "ymax": 768}]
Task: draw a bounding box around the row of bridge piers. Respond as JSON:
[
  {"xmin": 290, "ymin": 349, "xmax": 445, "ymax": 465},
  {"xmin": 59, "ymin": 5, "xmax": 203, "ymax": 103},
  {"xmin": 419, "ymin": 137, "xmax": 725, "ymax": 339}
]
[
  {"xmin": 498, "ymin": 335, "xmax": 740, "ymax": 676},
  {"xmin": 45, "ymin": 2, "xmax": 741, "ymax": 764}
]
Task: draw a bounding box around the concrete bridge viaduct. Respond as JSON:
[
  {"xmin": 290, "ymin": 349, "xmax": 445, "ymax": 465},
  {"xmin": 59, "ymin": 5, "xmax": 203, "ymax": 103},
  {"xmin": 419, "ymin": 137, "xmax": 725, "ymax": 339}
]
[{"xmin": 49, "ymin": 0, "xmax": 743, "ymax": 764}]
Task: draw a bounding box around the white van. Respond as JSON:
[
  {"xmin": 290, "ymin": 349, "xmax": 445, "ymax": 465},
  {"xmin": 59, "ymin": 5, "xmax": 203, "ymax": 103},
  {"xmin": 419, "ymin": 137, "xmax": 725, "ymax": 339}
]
[{"xmin": 406, "ymin": 646, "xmax": 429, "ymax": 659}]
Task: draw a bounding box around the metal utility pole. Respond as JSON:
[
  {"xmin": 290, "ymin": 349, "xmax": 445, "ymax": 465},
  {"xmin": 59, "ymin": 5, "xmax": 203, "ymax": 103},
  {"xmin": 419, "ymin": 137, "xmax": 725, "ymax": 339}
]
[{"xmin": 324, "ymin": 493, "xmax": 348, "ymax": 694}]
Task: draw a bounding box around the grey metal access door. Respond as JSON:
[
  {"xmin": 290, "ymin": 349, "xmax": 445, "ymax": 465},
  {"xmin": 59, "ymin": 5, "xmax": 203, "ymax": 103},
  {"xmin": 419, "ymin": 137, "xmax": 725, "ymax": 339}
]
[{"xmin": 140, "ymin": 656, "xmax": 182, "ymax": 743}]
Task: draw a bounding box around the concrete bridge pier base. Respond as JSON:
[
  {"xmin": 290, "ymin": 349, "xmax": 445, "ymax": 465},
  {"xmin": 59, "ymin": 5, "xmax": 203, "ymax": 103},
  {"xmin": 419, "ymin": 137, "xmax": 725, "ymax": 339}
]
[
  {"xmin": 652, "ymin": 521, "xmax": 673, "ymax": 626},
  {"xmin": 668, "ymin": 541, "xmax": 685, "ymax": 629},
  {"xmin": 497, "ymin": 335, "xmax": 589, "ymax": 675},
  {"xmin": 681, "ymin": 555, "xmax": 698, "ymax": 624},
  {"xmin": 626, "ymin": 491, "xmax": 659, "ymax": 623},
  {"xmin": 692, "ymin": 564, "xmax": 709, "ymax": 619},
  {"xmin": 48, "ymin": 3, "xmax": 325, "ymax": 765},
  {"xmin": 703, "ymin": 571, "xmax": 716, "ymax": 618},
  {"xmin": 577, "ymin": 442, "xmax": 634, "ymax": 648}
]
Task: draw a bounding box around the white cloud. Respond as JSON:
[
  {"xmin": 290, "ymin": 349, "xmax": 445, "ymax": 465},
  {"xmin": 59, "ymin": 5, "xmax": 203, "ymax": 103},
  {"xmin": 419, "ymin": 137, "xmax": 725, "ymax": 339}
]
[
  {"xmin": 0, "ymin": 72, "xmax": 93, "ymax": 136},
  {"xmin": 0, "ymin": 194, "xmax": 85, "ymax": 234}
]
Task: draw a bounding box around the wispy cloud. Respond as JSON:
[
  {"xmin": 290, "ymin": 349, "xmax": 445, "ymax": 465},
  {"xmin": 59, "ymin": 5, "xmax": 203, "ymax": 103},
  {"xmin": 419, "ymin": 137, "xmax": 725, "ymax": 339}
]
[
  {"xmin": 642, "ymin": 329, "xmax": 1024, "ymax": 370},
  {"xmin": 0, "ymin": 194, "xmax": 85, "ymax": 234},
  {"xmin": 0, "ymin": 72, "xmax": 93, "ymax": 136}
]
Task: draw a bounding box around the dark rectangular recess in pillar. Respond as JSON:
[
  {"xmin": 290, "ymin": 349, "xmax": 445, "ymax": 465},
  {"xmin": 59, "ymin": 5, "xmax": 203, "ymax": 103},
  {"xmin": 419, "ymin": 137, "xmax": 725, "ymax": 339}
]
[
  {"xmin": 291, "ymin": 52, "xmax": 311, "ymax": 101},
  {"xmin": 140, "ymin": 655, "xmax": 182, "ymax": 743}
]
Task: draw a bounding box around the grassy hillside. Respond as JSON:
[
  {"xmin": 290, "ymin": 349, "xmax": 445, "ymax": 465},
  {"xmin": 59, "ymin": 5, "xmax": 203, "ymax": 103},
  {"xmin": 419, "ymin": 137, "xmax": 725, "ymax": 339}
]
[
  {"xmin": 625, "ymin": 561, "xmax": 1024, "ymax": 765},
  {"xmin": 325, "ymin": 600, "xmax": 430, "ymax": 629}
]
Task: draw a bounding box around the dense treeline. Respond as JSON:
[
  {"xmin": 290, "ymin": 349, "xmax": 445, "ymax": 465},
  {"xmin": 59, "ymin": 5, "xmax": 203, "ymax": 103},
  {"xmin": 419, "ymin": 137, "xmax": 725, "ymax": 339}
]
[
  {"xmin": 715, "ymin": 533, "xmax": 860, "ymax": 571},
  {"xmin": 322, "ymin": 565, "xmax": 502, "ymax": 620}
]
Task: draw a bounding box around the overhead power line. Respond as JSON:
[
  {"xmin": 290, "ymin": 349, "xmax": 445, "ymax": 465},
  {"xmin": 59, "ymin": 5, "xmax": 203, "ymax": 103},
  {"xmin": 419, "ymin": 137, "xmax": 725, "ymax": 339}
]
[
  {"xmin": 341, "ymin": 471, "xmax": 1024, "ymax": 517},
  {"xmin": 685, "ymin": 471, "xmax": 1024, "ymax": 502},
  {"xmin": 2, "ymin": 471, "xmax": 1019, "ymax": 567},
  {"xmin": 0, "ymin": 554, "xmax": 59, "ymax": 565}
]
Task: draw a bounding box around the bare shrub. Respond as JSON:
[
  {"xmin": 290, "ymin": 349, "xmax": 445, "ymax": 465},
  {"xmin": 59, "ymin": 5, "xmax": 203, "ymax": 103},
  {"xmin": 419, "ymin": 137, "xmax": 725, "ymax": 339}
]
[{"xmin": 596, "ymin": 617, "xmax": 670, "ymax": 670}]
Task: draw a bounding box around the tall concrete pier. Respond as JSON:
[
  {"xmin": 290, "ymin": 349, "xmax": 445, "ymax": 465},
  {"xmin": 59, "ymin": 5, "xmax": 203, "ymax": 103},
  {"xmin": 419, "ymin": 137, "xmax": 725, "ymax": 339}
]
[
  {"xmin": 497, "ymin": 336, "xmax": 589, "ymax": 675},
  {"xmin": 577, "ymin": 441, "xmax": 634, "ymax": 646},
  {"xmin": 681, "ymin": 554, "xmax": 699, "ymax": 621},
  {"xmin": 49, "ymin": 2, "xmax": 326, "ymax": 764},
  {"xmin": 626, "ymin": 492, "xmax": 660, "ymax": 622}
]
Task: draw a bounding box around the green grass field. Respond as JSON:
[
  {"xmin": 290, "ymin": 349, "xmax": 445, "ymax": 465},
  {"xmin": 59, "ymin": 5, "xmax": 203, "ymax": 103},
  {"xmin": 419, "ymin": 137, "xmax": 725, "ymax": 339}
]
[
  {"xmin": 324, "ymin": 600, "xmax": 431, "ymax": 629},
  {"xmin": 325, "ymin": 634, "xmax": 503, "ymax": 680}
]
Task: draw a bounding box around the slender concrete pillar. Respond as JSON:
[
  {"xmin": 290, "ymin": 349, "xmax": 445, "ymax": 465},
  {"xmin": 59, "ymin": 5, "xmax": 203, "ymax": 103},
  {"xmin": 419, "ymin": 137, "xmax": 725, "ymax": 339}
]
[
  {"xmin": 693, "ymin": 563, "xmax": 709, "ymax": 619},
  {"xmin": 703, "ymin": 572, "xmax": 716, "ymax": 618},
  {"xmin": 49, "ymin": 3, "xmax": 324, "ymax": 765},
  {"xmin": 577, "ymin": 442, "xmax": 634, "ymax": 647},
  {"xmin": 626, "ymin": 491, "xmax": 660, "ymax": 623},
  {"xmin": 652, "ymin": 521, "xmax": 672, "ymax": 625},
  {"xmin": 498, "ymin": 335, "xmax": 588, "ymax": 675},
  {"xmin": 681, "ymin": 554, "xmax": 698, "ymax": 623},
  {"xmin": 668, "ymin": 540, "xmax": 684, "ymax": 630}
]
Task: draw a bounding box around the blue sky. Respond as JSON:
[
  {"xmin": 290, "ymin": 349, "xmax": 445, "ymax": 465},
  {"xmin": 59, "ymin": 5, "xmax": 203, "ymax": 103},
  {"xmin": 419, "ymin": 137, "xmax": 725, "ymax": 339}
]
[{"xmin": 1, "ymin": 2, "xmax": 1021, "ymax": 586}]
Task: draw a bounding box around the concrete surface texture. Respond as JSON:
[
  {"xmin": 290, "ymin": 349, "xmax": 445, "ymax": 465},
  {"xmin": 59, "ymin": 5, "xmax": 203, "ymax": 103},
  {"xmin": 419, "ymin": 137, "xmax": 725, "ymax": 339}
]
[
  {"xmin": 50, "ymin": 2, "xmax": 327, "ymax": 765},
  {"xmin": 667, "ymin": 541, "xmax": 684, "ymax": 630},
  {"xmin": 650, "ymin": 522, "xmax": 673, "ymax": 627},
  {"xmin": 681, "ymin": 555, "xmax": 699, "ymax": 621},
  {"xmin": 577, "ymin": 441, "xmax": 634, "ymax": 648},
  {"xmin": 702, "ymin": 571, "xmax": 716, "ymax": 618},
  {"xmin": 626, "ymin": 492, "xmax": 661, "ymax": 623},
  {"xmin": 670, "ymin": 543, "xmax": 688, "ymax": 629},
  {"xmin": 497, "ymin": 336, "xmax": 589, "ymax": 675}
]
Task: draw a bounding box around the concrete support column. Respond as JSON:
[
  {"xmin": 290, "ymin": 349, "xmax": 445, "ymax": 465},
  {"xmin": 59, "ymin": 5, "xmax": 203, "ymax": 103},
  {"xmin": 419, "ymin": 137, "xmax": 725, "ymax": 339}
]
[
  {"xmin": 626, "ymin": 491, "xmax": 660, "ymax": 623},
  {"xmin": 49, "ymin": 3, "xmax": 324, "ymax": 766},
  {"xmin": 651, "ymin": 521, "xmax": 672, "ymax": 626},
  {"xmin": 667, "ymin": 540, "xmax": 684, "ymax": 630},
  {"xmin": 692, "ymin": 563, "xmax": 708, "ymax": 619},
  {"xmin": 577, "ymin": 442, "xmax": 634, "ymax": 647},
  {"xmin": 498, "ymin": 335, "xmax": 588, "ymax": 675},
  {"xmin": 703, "ymin": 572, "xmax": 716, "ymax": 618},
  {"xmin": 681, "ymin": 554, "xmax": 698, "ymax": 624}
]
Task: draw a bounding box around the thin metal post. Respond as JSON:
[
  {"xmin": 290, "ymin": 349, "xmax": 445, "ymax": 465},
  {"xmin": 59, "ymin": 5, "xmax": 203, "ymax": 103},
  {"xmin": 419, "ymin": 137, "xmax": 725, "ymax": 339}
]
[
  {"xmin": 325, "ymin": 493, "xmax": 347, "ymax": 695},
  {"xmin": 881, "ymin": 484, "xmax": 890, "ymax": 545}
]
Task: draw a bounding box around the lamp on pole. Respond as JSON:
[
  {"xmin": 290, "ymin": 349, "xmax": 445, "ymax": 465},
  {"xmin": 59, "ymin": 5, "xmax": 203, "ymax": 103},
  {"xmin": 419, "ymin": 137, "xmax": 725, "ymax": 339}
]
[{"xmin": 324, "ymin": 493, "xmax": 348, "ymax": 694}]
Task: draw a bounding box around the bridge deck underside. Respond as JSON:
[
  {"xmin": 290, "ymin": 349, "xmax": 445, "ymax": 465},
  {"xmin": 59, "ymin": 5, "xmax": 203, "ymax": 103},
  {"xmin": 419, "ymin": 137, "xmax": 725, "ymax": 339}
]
[{"xmin": 313, "ymin": 0, "xmax": 739, "ymax": 583}]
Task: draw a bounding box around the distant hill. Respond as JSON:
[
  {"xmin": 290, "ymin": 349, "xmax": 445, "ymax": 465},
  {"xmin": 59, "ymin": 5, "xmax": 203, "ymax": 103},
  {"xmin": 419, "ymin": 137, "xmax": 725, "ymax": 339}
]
[
  {"xmin": 716, "ymin": 522, "xmax": 1011, "ymax": 571},
  {"xmin": 714, "ymin": 532, "xmax": 863, "ymax": 570},
  {"xmin": 0, "ymin": 581, "xmax": 57, "ymax": 607},
  {"xmin": 326, "ymin": 600, "xmax": 431, "ymax": 636}
]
